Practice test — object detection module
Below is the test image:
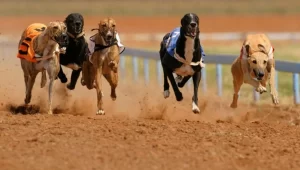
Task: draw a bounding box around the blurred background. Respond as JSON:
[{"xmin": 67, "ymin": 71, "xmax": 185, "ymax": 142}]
[{"xmin": 1, "ymin": 0, "xmax": 300, "ymax": 104}]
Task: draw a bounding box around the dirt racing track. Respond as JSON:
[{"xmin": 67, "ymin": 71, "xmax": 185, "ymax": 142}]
[{"xmin": 1, "ymin": 15, "xmax": 300, "ymax": 170}]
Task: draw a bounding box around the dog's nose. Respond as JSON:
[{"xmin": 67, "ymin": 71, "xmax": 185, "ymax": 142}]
[
  {"xmin": 62, "ymin": 34, "xmax": 68, "ymax": 40},
  {"xmin": 107, "ymin": 35, "xmax": 113, "ymax": 39},
  {"xmin": 258, "ymin": 72, "xmax": 264, "ymax": 78},
  {"xmin": 190, "ymin": 23, "xmax": 197, "ymax": 28},
  {"xmin": 75, "ymin": 21, "xmax": 81, "ymax": 26}
]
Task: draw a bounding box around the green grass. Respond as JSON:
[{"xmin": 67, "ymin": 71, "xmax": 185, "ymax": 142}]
[
  {"xmin": 120, "ymin": 41, "xmax": 300, "ymax": 103},
  {"xmin": 2, "ymin": 0, "xmax": 300, "ymax": 16}
]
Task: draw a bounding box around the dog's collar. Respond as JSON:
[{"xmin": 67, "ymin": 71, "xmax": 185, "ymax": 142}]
[
  {"xmin": 94, "ymin": 39, "xmax": 118, "ymax": 52},
  {"xmin": 66, "ymin": 31, "xmax": 85, "ymax": 39}
]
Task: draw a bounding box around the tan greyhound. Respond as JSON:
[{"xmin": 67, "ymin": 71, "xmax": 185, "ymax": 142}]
[
  {"xmin": 230, "ymin": 33, "xmax": 279, "ymax": 108},
  {"xmin": 17, "ymin": 22, "xmax": 68, "ymax": 114}
]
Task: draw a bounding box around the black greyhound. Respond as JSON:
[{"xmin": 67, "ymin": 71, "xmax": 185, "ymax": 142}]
[
  {"xmin": 159, "ymin": 13, "xmax": 205, "ymax": 113},
  {"xmin": 57, "ymin": 13, "xmax": 88, "ymax": 90}
]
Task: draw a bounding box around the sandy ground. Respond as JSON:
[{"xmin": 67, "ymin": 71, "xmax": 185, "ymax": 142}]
[{"xmin": 1, "ymin": 15, "xmax": 300, "ymax": 170}]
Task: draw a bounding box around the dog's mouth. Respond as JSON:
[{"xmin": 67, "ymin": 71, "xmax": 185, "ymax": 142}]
[
  {"xmin": 103, "ymin": 32, "xmax": 115, "ymax": 44},
  {"xmin": 253, "ymin": 69, "xmax": 264, "ymax": 81},
  {"xmin": 105, "ymin": 35, "xmax": 113, "ymax": 43},
  {"xmin": 55, "ymin": 33, "xmax": 69, "ymax": 48},
  {"xmin": 74, "ymin": 26, "xmax": 82, "ymax": 34},
  {"xmin": 72, "ymin": 21, "xmax": 83, "ymax": 34},
  {"xmin": 186, "ymin": 29, "xmax": 197, "ymax": 38}
]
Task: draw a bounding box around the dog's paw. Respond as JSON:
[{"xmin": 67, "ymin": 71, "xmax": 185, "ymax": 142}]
[
  {"xmin": 60, "ymin": 47, "xmax": 67, "ymax": 54},
  {"xmin": 81, "ymin": 78, "xmax": 86, "ymax": 86},
  {"xmin": 271, "ymin": 93, "xmax": 279, "ymax": 105},
  {"xmin": 175, "ymin": 92, "xmax": 183, "ymax": 101},
  {"xmin": 96, "ymin": 109, "xmax": 105, "ymax": 115},
  {"xmin": 175, "ymin": 75, "xmax": 183, "ymax": 84},
  {"xmin": 67, "ymin": 83, "xmax": 75, "ymax": 90},
  {"xmin": 230, "ymin": 103, "xmax": 237, "ymax": 108},
  {"xmin": 60, "ymin": 76, "xmax": 68, "ymax": 84},
  {"xmin": 163, "ymin": 90, "xmax": 170, "ymax": 98},
  {"xmin": 192, "ymin": 101, "xmax": 200, "ymax": 113},
  {"xmin": 256, "ymin": 85, "xmax": 267, "ymax": 93},
  {"xmin": 178, "ymin": 81, "xmax": 184, "ymax": 88}
]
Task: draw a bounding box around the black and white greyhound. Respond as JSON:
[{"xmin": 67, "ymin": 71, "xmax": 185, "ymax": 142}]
[{"xmin": 159, "ymin": 13, "xmax": 205, "ymax": 113}]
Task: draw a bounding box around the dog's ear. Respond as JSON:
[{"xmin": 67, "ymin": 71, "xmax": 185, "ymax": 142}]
[
  {"xmin": 181, "ymin": 14, "xmax": 188, "ymax": 26},
  {"xmin": 80, "ymin": 15, "xmax": 84, "ymax": 26},
  {"xmin": 48, "ymin": 22, "xmax": 54, "ymax": 28},
  {"xmin": 258, "ymin": 44, "xmax": 267, "ymax": 54},
  {"xmin": 192, "ymin": 13, "xmax": 199, "ymax": 25},
  {"xmin": 64, "ymin": 14, "xmax": 71, "ymax": 24},
  {"xmin": 244, "ymin": 44, "xmax": 250, "ymax": 56}
]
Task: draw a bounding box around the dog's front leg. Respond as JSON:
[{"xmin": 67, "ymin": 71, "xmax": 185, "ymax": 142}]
[
  {"xmin": 192, "ymin": 71, "xmax": 201, "ymax": 113},
  {"xmin": 241, "ymin": 59, "xmax": 266, "ymax": 93},
  {"xmin": 268, "ymin": 61, "xmax": 279, "ymax": 105},
  {"xmin": 47, "ymin": 78, "xmax": 55, "ymax": 115},
  {"xmin": 46, "ymin": 61, "xmax": 58, "ymax": 115},
  {"xmin": 95, "ymin": 66, "xmax": 105, "ymax": 115}
]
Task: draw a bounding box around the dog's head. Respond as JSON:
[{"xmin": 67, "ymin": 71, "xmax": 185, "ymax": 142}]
[
  {"xmin": 245, "ymin": 44, "xmax": 269, "ymax": 81},
  {"xmin": 65, "ymin": 13, "xmax": 84, "ymax": 36},
  {"xmin": 180, "ymin": 13, "xmax": 199, "ymax": 39},
  {"xmin": 98, "ymin": 18, "xmax": 117, "ymax": 44},
  {"xmin": 47, "ymin": 21, "xmax": 69, "ymax": 48}
]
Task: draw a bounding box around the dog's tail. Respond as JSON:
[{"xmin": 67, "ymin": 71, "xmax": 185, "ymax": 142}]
[{"xmin": 40, "ymin": 70, "xmax": 47, "ymax": 88}]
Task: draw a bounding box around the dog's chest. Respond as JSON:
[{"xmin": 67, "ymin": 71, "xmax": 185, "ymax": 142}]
[
  {"xmin": 91, "ymin": 48, "xmax": 110, "ymax": 63},
  {"xmin": 184, "ymin": 38, "xmax": 195, "ymax": 63},
  {"xmin": 173, "ymin": 38, "xmax": 195, "ymax": 76}
]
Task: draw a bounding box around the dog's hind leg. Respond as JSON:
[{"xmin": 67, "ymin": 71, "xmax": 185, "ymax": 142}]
[
  {"xmin": 25, "ymin": 73, "xmax": 37, "ymax": 105},
  {"xmin": 165, "ymin": 67, "xmax": 183, "ymax": 101},
  {"xmin": 192, "ymin": 71, "xmax": 201, "ymax": 113},
  {"xmin": 20, "ymin": 59, "xmax": 31, "ymax": 104},
  {"xmin": 178, "ymin": 75, "xmax": 191, "ymax": 88},
  {"xmin": 57, "ymin": 65, "xmax": 68, "ymax": 83},
  {"xmin": 230, "ymin": 64, "xmax": 243, "ymax": 108},
  {"xmin": 230, "ymin": 78, "xmax": 243, "ymax": 108},
  {"xmin": 103, "ymin": 70, "xmax": 118, "ymax": 101},
  {"xmin": 67, "ymin": 69, "xmax": 82, "ymax": 90},
  {"xmin": 267, "ymin": 63, "xmax": 279, "ymax": 105},
  {"xmin": 23, "ymin": 73, "xmax": 29, "ymax": 104},
  {"xmin": 40, "ymin": 70, "xmax": 47, "ymax": 88},
  {"xmin": 159, "ymin": 38, "xmax": 171, "ymax": 99},
  {"xmin": 162, "ymin": 64, "xmax": 171, "ymax": 98}
]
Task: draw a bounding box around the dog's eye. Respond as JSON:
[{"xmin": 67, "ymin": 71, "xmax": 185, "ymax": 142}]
[
  {"xmin": 263, "ymin": 60, "xmax": 267, "ymax": 64},
  {"xmin": 252, "ymin": 60, "xmax": 257, "ymax": 64},
  {"xmin": 112, "ymin": 24, "xmax": 116, "ymax": 28}
]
